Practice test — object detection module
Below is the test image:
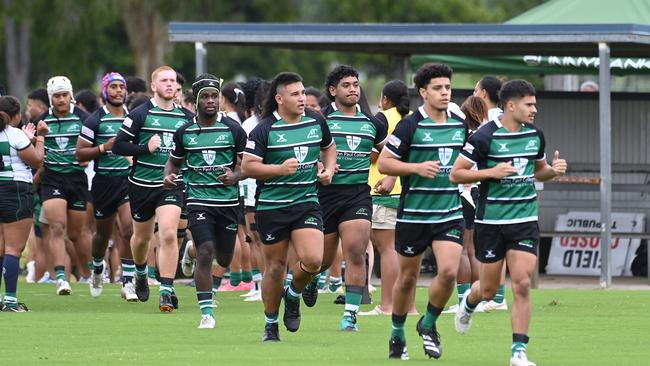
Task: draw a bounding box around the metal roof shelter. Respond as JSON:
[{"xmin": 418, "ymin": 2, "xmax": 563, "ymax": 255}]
[{"xmin": 169, "ymin": 22, "xmax": 650, "ymax": 288}]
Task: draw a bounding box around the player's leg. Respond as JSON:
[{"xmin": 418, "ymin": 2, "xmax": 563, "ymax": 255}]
[
  {"xmin": 155, "ymin": 204, "xmax": 181, "ymax": 312},
  {"xmin": 1, "ymin": 218, "xmax": 33, "ymax": 311},
  {"xmin": 338, "ymin": 219, "xmax": 371, "ymax": 331},
  {"xmin": 42, "ymin": 198, "xmax": 72, "ymax": 295}
]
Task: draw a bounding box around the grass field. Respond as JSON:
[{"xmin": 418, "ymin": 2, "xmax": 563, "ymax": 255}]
[{"xmin": 1, "ymin": 283, "xmax": 648, "ymax": 365}]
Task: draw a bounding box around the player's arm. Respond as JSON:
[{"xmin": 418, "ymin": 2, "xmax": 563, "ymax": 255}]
[
  {"xmin": 242, "ymin": 154, "xmax": 297, "ymax": 181},
  {"xmin": 163, "ymin": 129, "xmax": 186, "ymax": 189},
  {"xmin": 449, "ymin": 156, "xmax": 510, "ymax": 184},
  {"xmin": 76, "ymin": 114, "xmax": 104, "ymax": 162},
  {"xmin": 113, "ymin": 114, "xmax": 159, "ymax": 156},
  {"xmin": 534, "ymin": 150, "xmax": 566, "ymax": 182}
]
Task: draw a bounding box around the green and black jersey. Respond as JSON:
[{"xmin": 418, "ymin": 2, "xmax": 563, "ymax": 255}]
[
  {"xmin": 321, "ymin": 103, "xmax": 387, "ymax": 185},
  {"xmin": 385, "ymin": 106, "xmax": 467, "ymax": 224},
  {"xmin": 78, "ymin": 105, "xmax": 130, "ymax": 176},
  {"xmin": 40, "ymin": 105, "xmax": 89, "ymax": 173},
  {"xmin": 244, "ymin": 110, "xmax": 334, "ymax": 211},
  {"xmin": 460, "ymin": 118, "xmax": 546, "ymax": 224},
  {"xmin": 170, "ymin": 114, "xmax": 247, "ymax": 207},
  {"xmin": 115, "ymin": 98, "xmax": 193, "ymax": 187}
]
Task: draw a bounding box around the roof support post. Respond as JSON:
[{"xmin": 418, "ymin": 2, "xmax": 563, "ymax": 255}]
[
  {"xmin": 598, "ymin": 42, "xmax": 612, "ymax": 289},
  {"xmin": 195, "ymin": 42, "xmax": 207, "ymax": 77}
]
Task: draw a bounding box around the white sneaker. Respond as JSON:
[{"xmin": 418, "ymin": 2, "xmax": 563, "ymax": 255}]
[
  {"xmin": 38, "ymin": 272, "xmax": 54, "ymax": 284},
  {"xmin": 483, "ymin": 299, "xmax": 508, "ymax": 312},
  {"xmin": 442, "ymin": 304, "xmax": 459, "ymax": 314},
  {"xmin": 455, "ymin": 289, "xmax": 473, "ymax": 334},
  {"xmin": 198, "ymin": 314, "xmax": 216, "ymax": 329},
  {"xmin": 181, "ymin": 240, "xmax": 195, "ymax": 277},
  {"xmin": 121, "ymin": 282, "xmax": 139, "ymax": 302},
  {"xmin": 510, "ymin": 351, "xmax": 536, "ymax": 366},
  {"xmin": 56, "ymin": 279, "xmax": 72, "ymax": 295},
  {"xmin": 240, "ymin": 288, "xmax": 258, "ymax": 297},
  {"xmin": 89, "ymin": 272, "xmax": 103, "ymax": 297},
  {"xmin": 26, "ymin": 261, "xmax": 36, "ymax": 283},
  {"xmin": 244, "ymin": 291, "xmax": 262, "ymax": 302}
]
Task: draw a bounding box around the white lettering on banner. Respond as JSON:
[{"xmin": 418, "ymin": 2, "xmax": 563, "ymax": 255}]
[{"xmin": 546, "ymin": 211, "xmax": 645, "ymax": 277}]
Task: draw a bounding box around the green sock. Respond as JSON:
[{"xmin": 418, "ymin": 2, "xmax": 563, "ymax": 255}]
[
  {"xmin": 241, "ymin": 271, "xmax": 252, "ymax": 283},
  {"xmin": 344, "ymin": 286, "xmax": 363, "ymax": 317},
  {"xmin": 265, "ymin": 311, "xmax": 279, "ymax": 324},
  {"xmin": 494, "ymin": 285, "xmax": 505, "ymax": 304},
  {"xmin": 147, "ymin": 266, "xmax": 157, "ymax": 279},
  {"xmin": 4, "ymin": 292, "xmax": 17, "ymax": 307},
  {"xmin": 230, "ymin": 271, "xmax": 242, "ymax": 286},
  {"xmin": 512, "ymin": 333, "xmax": 529, "ymax": 356},
  {"xmin": 457, "ymin": 283, "xmax": 471, "ymax": 304},
  {"xmin": 197, "ymin": 291, "xmax": 214, "ymax": 316},
  {"xmin": 421, "ymin": 302, "xmax": 442, "ymax": 329},
  {"xmin": 329, "ymin": 276, "xmax": 342, "ymax": 292},
  {"xmin": 159, "ymin": 278, "xmax": 173, "ymax": 296},
  {"xmin": 286, "ymin": 282, "xmax": 301, "ymax": 301},
  {"xmin": 317, "ymin": 272, "xmax": 327, "ymax": 289},
  {"xmin": 391, "ymin": 313, "xmax": 407, "ymax": 342},
  {"xmin": 284, "ymin": 270, "xmax": 293, "ymax": 287},
  {"xmin": 54, "ymin": 266, "xmax": 67, "ymax": 281}
]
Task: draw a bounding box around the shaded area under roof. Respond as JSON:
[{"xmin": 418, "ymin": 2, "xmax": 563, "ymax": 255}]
[{"xmin": 169, "ymin": 22, "xmax": 650, "ymax": 57}]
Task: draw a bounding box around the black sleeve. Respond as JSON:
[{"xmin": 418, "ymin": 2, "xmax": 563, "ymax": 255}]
[
  {"xmin": 170, "ymin": 126, "xmax": 186, "ymax": 160},
  {"xmin": 460, "ymin": 127, "xmax": 491, "ymax": 165},
  {"xmin": 113, "ymin": 106, "xmax": 150, "ymax": 156},
  {"xmin": 374, "ymin": 112, "xmax": 388, "ymax": 126},
  {"xmin": 244, "ymin": 119, "xmax": 271, "ymax": 160},
  {"xmin": 384, "ymin": 116, "xmax": 415, "ymax": 160},
  {"xmin": 315, "ymin": 113, "xmax": 333, "ymax": 149},
  {"xmin": 536, "ymin": 129, "xmax": 547, "ymax": 161},
  {"xmin": 222, "ymin": 116, "xmax": 247, "ymax": 154},
  {"xmin": 79, "ymin": 111, "xmax": 101, "ymax": 146},
  {"xmin": 74, "ymin": 107, "xmax": 90, "ymax": 122},
  {"xmin": 367, "ymin": 113, "xmax": 388, "ymax": 147}
]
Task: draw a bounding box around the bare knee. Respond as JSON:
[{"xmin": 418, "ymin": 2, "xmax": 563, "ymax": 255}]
[
  {"xmin": 397, "ymin": 270, "xmax": 419, "ymax": 289},
  {"xmin": 436, "ymin": 266, "xmax": 457, "ymax": 285},
  {"xmin": 49, "ymin": 222, "xmax": 66, "ymax": 238},
  {"xmin": 511, "ymin": 277, "xmax": 531, "ymax": 298},
  {"xmin": 196, "ymin": 244, "xmax": 214, "ymax": 269},
  {"xmin": 265, "ymin": 260, "xmax": 287, "ymax": 281},
  {"xmin": 158, "ymin": 228, "xmax": 177, "ymax": 246}
]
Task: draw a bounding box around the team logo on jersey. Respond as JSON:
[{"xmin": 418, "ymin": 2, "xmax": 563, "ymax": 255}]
[
  {"xmin": 360, "ymin": 123, "xmax": 373, "ymax": 132},
  {"xmin": 196, "ymin": 212, "xmax": 206, "ymax": 220},
  {"xmin": 175, "ymin": 120, "xmax": 186, "ymax": 129},
  {"xmin": 452, "ymin": 130, "xmax": 464, "ymax": 141},
  {"xmin": 498, "ymin": 142, "xmax": 509, "ymax": 152},
  {"xmin": 330, "ymin": 122, "xmax": 341, "ymax": 130},
  {"xmin": 163, "ymin": 132, "xmax": 174, "ymax": 147},
  {"xmin": 525, "ymin": 139, "xmax": 538, "ymax": 151},
  {"xmin": 293, "ymin": 146, "xmax": 308, "ymax": 163},
  {"xmin": 188, "ymin": 137, "xmax": 198, "ymax": 145},
  {"xmin": 66, "ymin": 124, "xmax": 80, "ymax": 132},
  {"xmin": 484, "ymin": 250, "xmax": 496, "ymax": 258},
  {"xmin": 355, "ymin": 208, "xmax": 369, "ymax": 216},
  {"xmin": 202, "ymin": 150, "xmax": 216, "ymax": 165},
  {"xmin": 422, "ymin": 132, "xmax": 433, "ymax": 142},
  {"xmin": 106, "ymin": 125, "xmax": 115, "ymax": 133},
  {"xmin": 438, "ymin": 147, "xmax": 453, "ymax": 166},
  {"xmin": 512, "ymin": 157, "xmax": 529, "ymax": 176},
  {"xmin": 55, "ymin": 137, "xmax": 69, "ymax": 150},
  {"xmin": 152, "ymin": 119, "xmax": 161, "ymax": 126},
  {"xmin": 214, "ymin": 135, "xmax": 228, "ymax": 143},
  {"xmin": 276, "ymin": 134, "xmax": 287, "ymax": 143},
  {"xmin": 346, "ymin": 135, "xmax": 361, "ymax": 151},
  {"xmin": 307, "ymin": 128, "xmax": 319, "ymax": 139}
]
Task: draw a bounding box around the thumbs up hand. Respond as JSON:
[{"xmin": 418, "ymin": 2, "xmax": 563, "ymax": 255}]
[{"xmin": 551, "ymin": 150, "xmax": 567, "ymax": 176}]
